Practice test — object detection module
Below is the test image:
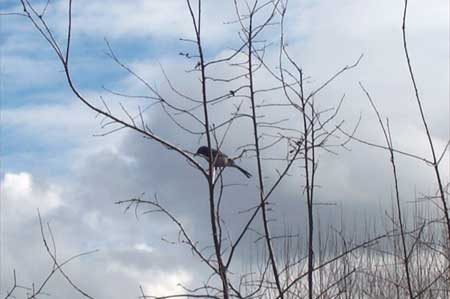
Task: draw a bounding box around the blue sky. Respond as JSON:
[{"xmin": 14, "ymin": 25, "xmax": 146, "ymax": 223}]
[{"xmin": 1, "ymin": 0, "xmax": 449, "ymax": 297}]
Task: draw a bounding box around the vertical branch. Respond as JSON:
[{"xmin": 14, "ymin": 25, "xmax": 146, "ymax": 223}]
[
  {"xmin": 245, "ymin": 3, "xmax": 284, "ymax": 298},
  {"xmin": 360, "ymin": 82, "xmax": 414, "ymax": 298},
  {"xmin": 65, "ymin": 0, "xmax": 72, "ymax": 63},
  {"xmin": 386, "ymin": 121, "xmax": 414, "ymax": 298},
  {"xmin": 186, "ymin": 1, "xmax": 229, "ymax": 297},
  {"xmin": 300, "ymin": 71, "xmax": 314, "ymax": 299},
  {"xmin": 401, "ymin": 0, "xmax": 450, "ymax": 241}
]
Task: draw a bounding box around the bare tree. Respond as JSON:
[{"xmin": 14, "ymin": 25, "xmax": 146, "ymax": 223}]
[{"xmin": 3, "ymin": 0, "xmax": 449, "ymax": 298}]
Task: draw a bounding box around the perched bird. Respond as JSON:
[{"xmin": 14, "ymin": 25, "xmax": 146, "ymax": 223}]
[{"xmin": 195, "ymin": 146, "xmax": 252, "ymax": 178}]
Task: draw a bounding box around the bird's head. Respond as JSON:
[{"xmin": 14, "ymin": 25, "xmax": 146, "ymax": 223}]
[{"xmin": 195, "ymin": 146, "xmax": 209, "ymax": 157}]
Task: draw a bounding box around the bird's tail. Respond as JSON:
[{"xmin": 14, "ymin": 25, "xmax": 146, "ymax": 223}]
[{"xmin": 232, "ymin": 165, "xmax": 252, "ymax": 178}]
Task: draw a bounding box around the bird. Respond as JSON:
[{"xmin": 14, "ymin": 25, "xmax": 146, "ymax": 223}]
[{"xmin": 195, "ymin": 146, "xmax": 252, "ymax": 178}]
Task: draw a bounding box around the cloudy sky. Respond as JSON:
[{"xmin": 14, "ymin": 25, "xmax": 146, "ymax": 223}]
[{"xmin": 1, "ymin": 0, "xmax": 449, "ymax": 297}]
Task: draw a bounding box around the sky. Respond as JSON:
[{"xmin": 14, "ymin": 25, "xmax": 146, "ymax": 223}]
[{"xmin": 1, "ymin": 0, "xmax": 449, "ymax": 298}]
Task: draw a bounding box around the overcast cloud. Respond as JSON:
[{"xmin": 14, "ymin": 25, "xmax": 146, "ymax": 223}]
[{"xmin": 1, "ymin": 0, "xmax": 449, "ymax": 297}]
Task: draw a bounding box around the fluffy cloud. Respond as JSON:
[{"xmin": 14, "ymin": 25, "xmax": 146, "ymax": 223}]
[
  {"xmin": 0, "ymin": 166, "xmax": 199, "ymax": 298},
  {"xmin": 1, "ymin": 0, "xmax": 448, "ymax": 298},
  {"xmin": 1, "ymin": 172, "xmax": 62, "ymax": 218}
]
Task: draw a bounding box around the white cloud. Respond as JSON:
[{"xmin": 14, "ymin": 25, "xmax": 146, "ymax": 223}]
[
  {"xmin": 134, "ymin": 242, "xmax": 154, "ymax": 253},
  {"xmin": 140, "ymin": 270, "xmax": 193, "ymax": 297},
  {"xmin": 1, "ymin": 0, "xmax": 448, "ymax": 298},
  {"xmin": 0, "ymin": 166, "xmax": 199, "ymax": 298},
  {"xmin": 1, "ymin": 172, "xmax": 62, "ymax": 219},
  {"xmin": 40, "ymin": 0, "xmax": 237, "ymax": 45}
]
